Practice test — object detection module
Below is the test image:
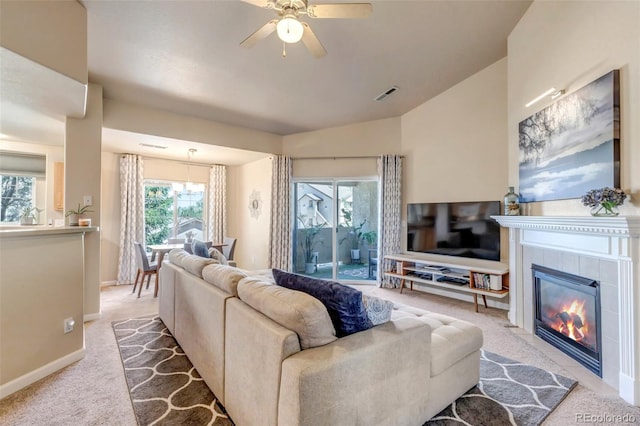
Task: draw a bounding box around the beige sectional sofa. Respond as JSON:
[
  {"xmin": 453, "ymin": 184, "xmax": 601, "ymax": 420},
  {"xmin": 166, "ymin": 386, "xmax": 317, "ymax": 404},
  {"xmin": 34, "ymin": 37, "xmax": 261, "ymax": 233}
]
[{"xmin": 159, "ymin": 249, "xmax": 483, "ymax": 426}]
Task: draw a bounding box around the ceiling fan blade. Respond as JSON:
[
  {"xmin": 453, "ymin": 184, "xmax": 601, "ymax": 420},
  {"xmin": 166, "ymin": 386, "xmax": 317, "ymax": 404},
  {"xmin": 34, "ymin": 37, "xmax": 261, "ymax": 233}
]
[
  {"xmin": 239, "ymin": 0, "xmax": 276, "ymax": 9},
  {"xmin": 307, "ymin": 3, "xmax": 372, "ymax": 19},
  {"xmin": 301, "ymin": 23, "xmax": 327, "ymax": 58},
  {"xmin": 240, "ymin": 20, "xmax": 277, "ymax": 48}
]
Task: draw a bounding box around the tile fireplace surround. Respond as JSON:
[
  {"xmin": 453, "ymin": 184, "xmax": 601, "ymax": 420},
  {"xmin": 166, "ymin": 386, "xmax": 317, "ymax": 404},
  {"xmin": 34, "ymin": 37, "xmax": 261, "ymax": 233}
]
[{"xmin": 493, "ymin": 216, "xmax": 640, "ymax": 406}]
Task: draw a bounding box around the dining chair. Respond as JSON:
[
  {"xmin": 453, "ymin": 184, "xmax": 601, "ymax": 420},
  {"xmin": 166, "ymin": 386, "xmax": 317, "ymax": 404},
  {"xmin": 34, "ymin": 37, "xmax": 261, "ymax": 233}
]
[
  {"xmin": 222, "ymin": 236, "xmax": 237, "ymax": 267},
  {"xmin": 133, "ymin": 242, "xmax": 159, "ymax": 298}
]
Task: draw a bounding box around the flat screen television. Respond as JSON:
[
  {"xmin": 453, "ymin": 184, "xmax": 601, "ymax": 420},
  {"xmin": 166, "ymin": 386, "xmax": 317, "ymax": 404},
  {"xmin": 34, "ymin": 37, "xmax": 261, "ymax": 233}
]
[{"xmin": 407, "ymin": 201, "xmax": 501, "ymax": 261}]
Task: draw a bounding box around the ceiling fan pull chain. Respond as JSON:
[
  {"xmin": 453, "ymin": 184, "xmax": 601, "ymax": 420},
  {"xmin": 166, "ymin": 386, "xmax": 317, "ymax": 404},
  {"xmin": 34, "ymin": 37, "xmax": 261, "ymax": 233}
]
[{"xmin": 282, "ymin": 41, "xmax": 287, "ymax": 57}]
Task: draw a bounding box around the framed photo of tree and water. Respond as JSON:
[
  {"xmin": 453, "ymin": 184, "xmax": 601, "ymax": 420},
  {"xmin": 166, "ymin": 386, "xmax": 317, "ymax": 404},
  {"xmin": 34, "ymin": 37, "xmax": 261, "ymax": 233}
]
[{"xmin": 518, "ymin": 70, "xmax": 620, "ymax": 203}]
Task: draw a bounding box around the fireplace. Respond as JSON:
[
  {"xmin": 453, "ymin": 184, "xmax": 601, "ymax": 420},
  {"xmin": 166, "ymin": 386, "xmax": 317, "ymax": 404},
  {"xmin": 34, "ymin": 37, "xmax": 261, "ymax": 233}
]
[{"xmin": 533, "ymin": 264, "xmax": 602, "ymax": 377}]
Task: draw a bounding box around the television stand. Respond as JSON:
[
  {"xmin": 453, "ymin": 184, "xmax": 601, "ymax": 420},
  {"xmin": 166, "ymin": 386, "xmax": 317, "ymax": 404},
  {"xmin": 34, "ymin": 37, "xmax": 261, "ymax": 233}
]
[{"xmin": 383, "ymin": 253, "xmax": 509, "ymax": 312}]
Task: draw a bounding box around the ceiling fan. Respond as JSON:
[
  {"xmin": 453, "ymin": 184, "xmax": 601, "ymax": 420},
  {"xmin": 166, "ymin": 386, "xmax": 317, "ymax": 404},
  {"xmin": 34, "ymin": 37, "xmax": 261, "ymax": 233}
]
[{"xmin": 240, "ymin": 0, "xmax": 373, "ymax": 58}]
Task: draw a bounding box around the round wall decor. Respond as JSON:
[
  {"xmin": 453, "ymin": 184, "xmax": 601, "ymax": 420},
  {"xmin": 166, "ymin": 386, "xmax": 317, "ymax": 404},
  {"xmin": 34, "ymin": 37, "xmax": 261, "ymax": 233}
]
[{"xmin": 248, "ymin": 190, "xmax": 263, "ymax": 219}]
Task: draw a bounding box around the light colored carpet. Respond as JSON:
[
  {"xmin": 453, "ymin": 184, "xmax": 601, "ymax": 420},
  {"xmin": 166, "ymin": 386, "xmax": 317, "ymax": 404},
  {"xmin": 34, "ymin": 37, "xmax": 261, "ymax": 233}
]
[
  {"xmin": 112, "ymin": 315, "xmax": 576, "ymax": 426},
  {"xmin": 1, "ymin": 283, "xmax": 639, "ymax": 425}
]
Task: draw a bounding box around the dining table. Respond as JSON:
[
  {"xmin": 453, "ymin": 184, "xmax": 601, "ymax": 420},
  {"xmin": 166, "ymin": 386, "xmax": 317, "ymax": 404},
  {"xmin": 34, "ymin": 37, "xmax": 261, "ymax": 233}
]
[{"xmin": 148, "ymin": 242, "xmax": 226, "ymax": 270}]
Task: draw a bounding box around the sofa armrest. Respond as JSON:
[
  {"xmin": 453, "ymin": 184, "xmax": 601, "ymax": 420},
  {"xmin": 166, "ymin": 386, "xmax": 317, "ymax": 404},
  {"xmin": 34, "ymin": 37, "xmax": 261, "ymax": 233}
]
[
  {"xmin": 278, "ymin": 317, "xmax": 432, "ymax": 426},
  {"xmin": 158, "ymin": 262, "xmax": 178, "ymax": 335}
]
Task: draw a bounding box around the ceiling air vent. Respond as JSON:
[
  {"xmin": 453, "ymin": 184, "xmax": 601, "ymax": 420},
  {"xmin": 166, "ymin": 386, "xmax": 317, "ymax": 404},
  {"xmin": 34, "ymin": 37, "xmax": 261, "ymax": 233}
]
[
  {"xmin": 374, "ymin": 86, "xmax": 398, "ymax": 101},
  {"xmin": 139, "ymin": 143, "xmax": 168, "ymax": 149}
]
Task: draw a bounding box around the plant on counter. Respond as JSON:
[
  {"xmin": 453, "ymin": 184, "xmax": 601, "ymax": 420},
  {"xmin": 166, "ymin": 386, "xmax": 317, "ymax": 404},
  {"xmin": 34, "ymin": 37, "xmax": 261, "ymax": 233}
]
[
  {"xmin": 20, "ymin": 205, "xmax": 37, "ymax": 225},
  {"xmin": 65, "ymin": 203, "xmax": 93, "ymax": 226}
]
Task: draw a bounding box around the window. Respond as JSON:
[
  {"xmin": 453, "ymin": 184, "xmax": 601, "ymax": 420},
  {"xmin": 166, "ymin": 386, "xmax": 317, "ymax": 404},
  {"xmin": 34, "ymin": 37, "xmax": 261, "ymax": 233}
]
[
  {"xmin": 1, "ymin": 175, "xmax": 36, "ymax": 223},
  {"xmin": 144, "ymin": 180, "xmax": 206, "ymax": 246}
]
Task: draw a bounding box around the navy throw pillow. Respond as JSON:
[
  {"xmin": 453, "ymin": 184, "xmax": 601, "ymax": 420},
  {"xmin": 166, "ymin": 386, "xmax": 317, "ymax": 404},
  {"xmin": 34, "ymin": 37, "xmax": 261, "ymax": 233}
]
[
  {"xmin": 272, "ymin": 269, "xmax": 373, "ymax": 337},
  {"xmin": 191, "ymin": 240, "xmax": 210, "ymax": 258}
]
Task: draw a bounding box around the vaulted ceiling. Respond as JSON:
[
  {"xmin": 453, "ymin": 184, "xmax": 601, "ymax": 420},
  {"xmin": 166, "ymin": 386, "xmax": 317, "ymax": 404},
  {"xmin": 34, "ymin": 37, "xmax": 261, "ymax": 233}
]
[
  {"xmin": 85, "ymin": 0, "xmax": 531, "ymax": 137},
  {"xmin": 2, "ymin": 0, "xmax": 531, "ymax": 163}
]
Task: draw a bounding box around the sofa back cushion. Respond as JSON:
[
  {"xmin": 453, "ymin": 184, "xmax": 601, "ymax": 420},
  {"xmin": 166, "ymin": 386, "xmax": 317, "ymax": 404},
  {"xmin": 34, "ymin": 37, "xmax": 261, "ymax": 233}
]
[
  {"xmin": 202, "ymin": 264, "xmax": 247, "ymax": 297},
  {"xmin": 168, "ymin": 248, "xmax": 190, "ymax": 268},
  {"xmin": 272, "ymin": 269, "xmax": 373, "ymax": 337},
  {"xmin": 182, "ymin": 255, "xmax": 219, "ymax": 278},
  {"xmin": 237, "ymin": 277, "xmax": 337, "ymax": 349}
]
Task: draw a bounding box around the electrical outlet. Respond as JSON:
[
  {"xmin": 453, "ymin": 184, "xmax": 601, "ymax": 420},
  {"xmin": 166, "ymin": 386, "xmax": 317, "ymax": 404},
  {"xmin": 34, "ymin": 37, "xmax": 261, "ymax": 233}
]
[
  {"xmin": 64, "ymin": 317, "xmax": 75, "ymax": 334},
  {"xmin": 83, "ymin": 195, "xmax": 93, "ymax": 206}
]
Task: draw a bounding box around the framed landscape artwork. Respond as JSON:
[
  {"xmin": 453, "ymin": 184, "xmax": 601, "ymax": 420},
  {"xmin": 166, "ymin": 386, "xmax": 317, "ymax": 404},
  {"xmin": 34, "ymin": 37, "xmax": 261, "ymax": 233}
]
[{"xmin": 518, "ymin": 70, "xmax": 620, "ymax": 203}]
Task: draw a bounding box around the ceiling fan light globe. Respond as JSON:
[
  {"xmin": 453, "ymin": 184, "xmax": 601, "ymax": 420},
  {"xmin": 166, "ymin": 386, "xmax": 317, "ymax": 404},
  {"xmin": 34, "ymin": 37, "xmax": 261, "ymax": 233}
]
[{"xmin": 277, "ymin": 17, "xmax": 304, "ymax": 43}]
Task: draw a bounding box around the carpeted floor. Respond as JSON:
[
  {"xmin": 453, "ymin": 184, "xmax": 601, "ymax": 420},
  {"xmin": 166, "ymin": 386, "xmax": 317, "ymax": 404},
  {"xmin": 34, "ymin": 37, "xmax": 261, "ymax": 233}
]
[
  {"xmin": 113, "ymin": 316, "xmax": 576, "ymax": 426},
  {"xmin": 2, "ymin": 284, "xmax": 639, "ymax": 425},
  {"xmin": 426, "ymin": 351, "xmax": 576, "ymax": 425},
  {"xmin": 112, "ymin": 317, "xmax": 231, "ymax": 425}
]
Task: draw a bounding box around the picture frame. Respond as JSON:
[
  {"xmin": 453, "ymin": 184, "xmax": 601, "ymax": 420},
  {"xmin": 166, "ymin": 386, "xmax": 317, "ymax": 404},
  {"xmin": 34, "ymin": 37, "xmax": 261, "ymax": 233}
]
[{"xmin": 518, "ymin": 70, "xmax": 620, "ymax": 203}]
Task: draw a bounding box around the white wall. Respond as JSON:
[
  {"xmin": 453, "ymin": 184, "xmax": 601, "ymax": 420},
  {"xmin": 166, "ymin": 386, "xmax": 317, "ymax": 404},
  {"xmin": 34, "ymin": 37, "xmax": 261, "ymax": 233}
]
[
  {"xmin": 227, "ymin": 157, "xmax": 272, "ymax": 270},
  {"xmin": 508, "ymin": 0, "xmax": 640, "ymax": 216},
  {"xmin": 104, "ymin": 99, "xmax": 282, "ymax": 155},
  {"xmin": 402, "ymin": 58, "xmax": 508, "ymax": 205},
  {"xmin": 284, "ymin": 117, "xmax": 400, "ymax": 157},
  {"xmin": 0, "ymin": 0, "xmax": 87, "ymax": 84},
  {"xmin": 100, "ymin": 152, "xmax": 120, "ymax": 285},
  {"xmin": 65, "ymin": 83, "xmax": 102, "ymax": 319}
]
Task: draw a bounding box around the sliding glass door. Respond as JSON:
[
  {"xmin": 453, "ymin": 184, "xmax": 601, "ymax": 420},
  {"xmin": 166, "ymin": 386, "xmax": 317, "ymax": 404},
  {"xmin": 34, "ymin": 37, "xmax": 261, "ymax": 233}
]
[{"xmin": 293, "ymin": 179, "xmax": 378, "ymax": 282}]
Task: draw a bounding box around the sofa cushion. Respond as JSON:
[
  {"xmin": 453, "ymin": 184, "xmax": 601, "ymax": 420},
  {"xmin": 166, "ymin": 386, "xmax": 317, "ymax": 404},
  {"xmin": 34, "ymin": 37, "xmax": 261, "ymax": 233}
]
[
  {"xmin": 272, "ymin": 269, "xmax": 373, "ymax": 337},
  {"xmin": 181, "ymin": 255, "xmax": 219, "ymax": 278},
  {"xmin": 208, "ymin": 247, "xmax": 228, "ymax": 265},
  {"xmin": 237, "ymin": 277, "xmax": 337, "ymax": 349},
  {"xmin": 392, "ymin": 304, "xmax": 483, "ymax": 376},
  {"xmin": 202, "ymin": 264, "xmax": 247, "ymax": 297},
  {"xmin": 168, "ymin": 248, "xmax": 189, "ymax": 268},
  {"xmin": 362, "ymin": 294, "xmax": 394, "ymax": 326}
]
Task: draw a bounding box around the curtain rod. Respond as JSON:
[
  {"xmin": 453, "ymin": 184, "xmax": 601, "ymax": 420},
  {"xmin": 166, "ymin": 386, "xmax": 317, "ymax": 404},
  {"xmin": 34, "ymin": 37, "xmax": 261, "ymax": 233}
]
[
  {"xmin": 120, "ymin": 152, "xmax": 222, "ymax": 167},
  {"xmin": 290, "ymin": 155, "xmax": 403, "ymax": 160}
]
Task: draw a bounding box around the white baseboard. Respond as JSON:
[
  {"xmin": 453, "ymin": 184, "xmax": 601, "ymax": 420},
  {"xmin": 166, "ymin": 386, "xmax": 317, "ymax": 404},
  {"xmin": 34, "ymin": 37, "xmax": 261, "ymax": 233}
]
[
  {"xmin": 84, "ymin": 312, "xmax": 101, "ymax": 322},
  {"xmin": 101, "ymin": 280, "xmax": 117, "ymax": 288},
  {"xmin": 0, "ymin": 348, "xmax": 85, "ymax": 399}
]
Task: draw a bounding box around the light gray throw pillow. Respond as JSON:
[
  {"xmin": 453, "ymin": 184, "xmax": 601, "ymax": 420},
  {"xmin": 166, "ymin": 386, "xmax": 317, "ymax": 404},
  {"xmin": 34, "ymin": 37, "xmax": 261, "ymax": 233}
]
[
  {"xmin": 207, "ymin": 247, "xmax": 228, "ymax": 265},
  {"xmin": 362, "ymin": 294, "xmax": 395, "ymax": 326}
]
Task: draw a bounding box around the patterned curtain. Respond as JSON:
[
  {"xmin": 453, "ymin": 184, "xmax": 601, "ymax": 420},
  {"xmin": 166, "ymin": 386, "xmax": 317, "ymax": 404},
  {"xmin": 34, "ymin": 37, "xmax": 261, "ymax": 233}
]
[
  {"xmin": 117, "ymin": 154, "xmax": 144, "ymax": 284},
  {"xmin": 378, "ymin": 155, "xmax": 403, "ymax": 288},
  {"xmin": 207, "ymin": 165, "xmax": 226, "ymax": 243},
  {"xmin": 269, "ymin": 155, "xmax": 292, "ymax": 270}
]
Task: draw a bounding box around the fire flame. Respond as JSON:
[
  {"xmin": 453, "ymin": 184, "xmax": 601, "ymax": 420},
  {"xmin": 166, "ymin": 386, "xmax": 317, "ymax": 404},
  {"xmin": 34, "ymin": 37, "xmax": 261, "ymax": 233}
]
[{"xmin": 552, "ymin": 299, "xmax": 589, "ymax": 342}]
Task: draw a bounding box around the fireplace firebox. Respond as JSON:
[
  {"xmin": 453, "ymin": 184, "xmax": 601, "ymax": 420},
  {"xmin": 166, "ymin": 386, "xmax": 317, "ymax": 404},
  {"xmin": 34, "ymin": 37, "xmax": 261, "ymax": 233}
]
[{"xmin": 532, "ymin": 264, "xmax": 602, "ymax": 377}]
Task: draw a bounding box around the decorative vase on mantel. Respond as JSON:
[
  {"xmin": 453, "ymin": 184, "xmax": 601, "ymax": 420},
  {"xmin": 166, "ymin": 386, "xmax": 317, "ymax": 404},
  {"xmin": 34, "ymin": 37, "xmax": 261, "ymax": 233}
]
[
  {"xmin": 590, "ymin": 204, "xmax": 619, "ymax": 217},
  {"xmin": 503, "ymin": 186, "xmax": 520, "ymax": 216}
]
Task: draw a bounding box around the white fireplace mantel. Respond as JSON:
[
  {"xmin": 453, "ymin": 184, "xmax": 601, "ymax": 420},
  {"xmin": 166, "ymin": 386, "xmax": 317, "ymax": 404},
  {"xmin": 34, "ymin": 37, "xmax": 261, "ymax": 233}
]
[
  {"xmin": 492, "ymin": 215, "xmax": 640, "ymax": 406},
  {"xmin": 492, "ymin": 215, "xmax": 640, "ymax": 237}
]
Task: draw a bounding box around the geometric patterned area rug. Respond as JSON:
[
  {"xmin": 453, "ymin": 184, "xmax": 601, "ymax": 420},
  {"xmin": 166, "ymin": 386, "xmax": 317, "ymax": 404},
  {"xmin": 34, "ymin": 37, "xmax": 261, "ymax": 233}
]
[
  {"xmin": 425, "ymin": 349, "xmax": 578, "ymax": 426},
  {"xmin": 112, "ymin": 317, "xmax": 232, "ymax": 425},
  {"xmin": 113, "ymin": 317, "xmax": 576, "ymax": 426}
]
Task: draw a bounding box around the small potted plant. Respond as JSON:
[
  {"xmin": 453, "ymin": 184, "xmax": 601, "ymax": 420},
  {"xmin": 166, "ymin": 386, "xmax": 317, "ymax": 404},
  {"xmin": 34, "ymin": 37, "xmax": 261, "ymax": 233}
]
[
  {"xmin": 65, "ymin": 203, "xmax": 93, "ymax": 226},
  {"xmin": 20, "ymin": 206, "xmax": 37, "ymax": 225},
  {"xmin": 581, "ymin": 187, "xmax": 627, "ymax": 216},
  {"xmin": 298, "ymin": 220, "xmax": 325, "ymax": 274}
]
